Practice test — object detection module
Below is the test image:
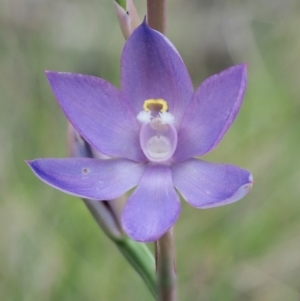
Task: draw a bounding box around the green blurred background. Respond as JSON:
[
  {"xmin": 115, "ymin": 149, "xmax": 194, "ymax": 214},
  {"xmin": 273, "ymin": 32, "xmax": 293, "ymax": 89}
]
[{"xmin": 1, "ymin": 0, "xmax": 300, "ymax": 300}]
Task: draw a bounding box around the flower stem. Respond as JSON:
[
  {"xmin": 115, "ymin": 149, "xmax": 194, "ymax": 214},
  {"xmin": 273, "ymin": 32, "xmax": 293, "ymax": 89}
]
[
  {"xmin": 116, "ymin": 237, "xmax": 157, "ymax": 299},
  {"xmin": 147, "ymin": 0, "xmax": 167, "ymax": 34},
  {"xmin": 156, "ymin": 228, "xmax": 176, "ymax": 301}
]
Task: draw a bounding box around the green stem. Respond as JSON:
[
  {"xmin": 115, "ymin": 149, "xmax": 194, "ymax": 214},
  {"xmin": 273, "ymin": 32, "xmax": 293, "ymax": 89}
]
[
  {"xmin": 115, "ymin": 0, "xmax": 127, "ymax": 10},
  {"xmin": 116, "ymin": 237, "xmax": 157, "ymax": 299},
  {"xmin": 147, "ymin": 0, "xmax": 167, "ymax": 34},
  {"xmin": 156, "ymin": 228, "xmax": 176, "ymax": 301}
]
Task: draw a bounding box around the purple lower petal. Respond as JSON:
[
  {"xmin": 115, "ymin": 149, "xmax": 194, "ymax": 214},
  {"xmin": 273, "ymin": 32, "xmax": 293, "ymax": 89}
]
[
  {"xmin": 172, "ymin": 159, "xmax": 253, "ymax": 208},
  {"xmin": 27, "ymin": 158, "xmax": 145, "ymax": 200},
  {"xmin": 46, "ymin": 72, "xmax": 146, "ymax": 162},
  {"xmin": 121, "ymin": 22, "xmax": 193, "ymax": 126},
  {"xmin": 121, "ymin": 165, "xmax": 180, "ymax": 242},
  {"xmin": 174, "ymin": 64, "xmax": 247, "ymax": 162}
]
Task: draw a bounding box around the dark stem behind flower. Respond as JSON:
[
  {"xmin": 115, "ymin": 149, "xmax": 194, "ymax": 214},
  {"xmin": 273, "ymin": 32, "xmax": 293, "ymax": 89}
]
[
  {"xmin": 156, "ymin": 228, "xmax": 176, "ymax": 301},
  {"xmin": 147, "ymin": 0, "xmax": 167, "ymax": 34}
]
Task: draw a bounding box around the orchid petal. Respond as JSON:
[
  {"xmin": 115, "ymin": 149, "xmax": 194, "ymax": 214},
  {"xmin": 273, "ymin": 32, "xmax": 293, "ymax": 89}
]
[
  {"xmin": 27, "ymin": 158, "xmax": 145, "ymax": 200},
  {"xmin": 121, "ymin": 165, "xmax": 180, "ymax": 242},
  {"xmin": 172, "ymin": 159, "xmax": 252, "ymax": 208},
  {"xmin": 46, "ymin": 72, "xmax": 146, "ymax": 162},
  {"xmin": 174, "ymin": 64, "xmax": 247, "ymax": 162},
  {"xmin": 121, "ymin": 21, "xmax": 193, "ymax": 126}
]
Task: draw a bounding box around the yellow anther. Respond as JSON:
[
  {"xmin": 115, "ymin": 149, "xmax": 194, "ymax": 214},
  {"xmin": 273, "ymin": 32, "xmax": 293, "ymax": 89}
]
[{"xmin": 143, "ymin": 99, "xmax": 168, "ymax": 112}]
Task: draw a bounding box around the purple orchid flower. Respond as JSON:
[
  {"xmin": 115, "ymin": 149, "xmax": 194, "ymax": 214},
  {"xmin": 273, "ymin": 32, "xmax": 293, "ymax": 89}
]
[{"xmin": 27, "ymin": 22, "xmax": 253, "ymax": 242}]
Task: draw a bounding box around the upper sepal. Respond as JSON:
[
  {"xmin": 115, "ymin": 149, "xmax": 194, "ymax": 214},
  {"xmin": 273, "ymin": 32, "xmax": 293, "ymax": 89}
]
[{"xmin": 121, "ymin": 22, "xmax": 194, "ymax": 126}]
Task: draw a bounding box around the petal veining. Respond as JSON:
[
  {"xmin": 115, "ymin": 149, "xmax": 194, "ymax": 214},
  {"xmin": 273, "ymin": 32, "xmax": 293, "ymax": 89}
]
[
  {"xmin": 27, "ymin": 158, "xmax": 145, "ymax": 200},
  {"xmin": 172, "ymin": 159, "xmax": 252, "ymax": 208},
  {"xmin": 174, "ymin": 64, "xmax": 247, "ymax": 162},
  {"xmin": 121, "ymin": 22, "xmax": 193, "ymax": 126},
  {"xmin": 46, "ymin": 72, "xmax": 146, "ymax": 162},
  {"xmin": 121, "ymin": 165, "xmax": 181, "ymax": 242}
]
